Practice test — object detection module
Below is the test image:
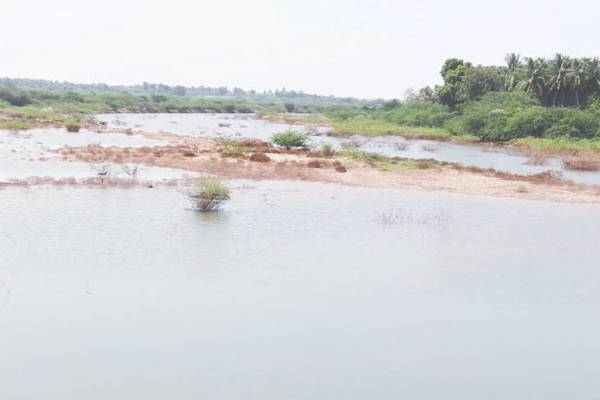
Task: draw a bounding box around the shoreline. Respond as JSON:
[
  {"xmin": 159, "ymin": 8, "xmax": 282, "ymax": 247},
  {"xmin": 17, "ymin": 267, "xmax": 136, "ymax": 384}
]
[{"xmin": 42, "ymin": 132, "xmax": 600, "ymax": 204}]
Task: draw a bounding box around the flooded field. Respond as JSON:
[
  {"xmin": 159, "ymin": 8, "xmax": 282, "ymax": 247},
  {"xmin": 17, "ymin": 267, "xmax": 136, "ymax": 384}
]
[
  {"xmin": 96, "ymin": 113, "xmax": 600, "ymax": 186},
  {"xmin": 1, "ymin": 182, "xmax": 600, "ymax": 399},
  {"xmin": 0, "ymin": 128, "xmax": 190, "ymax": 182},
  {"xmin": 95, "ymin": 113, "xmax": 310, "ymax": 141}
]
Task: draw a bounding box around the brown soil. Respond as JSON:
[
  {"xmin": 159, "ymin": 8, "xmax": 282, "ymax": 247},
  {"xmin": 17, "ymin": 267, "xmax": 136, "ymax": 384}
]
[
  {"xmin": 563, "ymin": 158, "xmax": 600, "ymax": 171},
  {"xmin": 249, "ymin": 153, "xmax": 271, "ymax": 163},
  {"xmin": 45, "ymin": 132, "xmax": 600, "ymax": 204}
]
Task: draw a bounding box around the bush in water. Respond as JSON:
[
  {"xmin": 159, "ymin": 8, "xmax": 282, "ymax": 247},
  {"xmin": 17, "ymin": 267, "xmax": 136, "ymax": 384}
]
[{"xmin": 190, "ymin": 178, "xmax": 231, "ymax": 212}]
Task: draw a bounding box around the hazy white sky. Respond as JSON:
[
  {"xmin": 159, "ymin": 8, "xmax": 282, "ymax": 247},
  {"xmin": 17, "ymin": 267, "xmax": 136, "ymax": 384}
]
[{"xmin": 1, "ymin": 0, "xmax": 598, "ymax": 98}]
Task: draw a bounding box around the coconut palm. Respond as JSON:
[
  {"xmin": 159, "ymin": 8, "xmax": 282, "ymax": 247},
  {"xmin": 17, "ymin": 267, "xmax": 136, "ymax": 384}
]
[
  {"xmin": 568, "ymin": 58, "xmax": 587, "ymax": 106},
  {"xmin": 504, "ymin": 53, "xmax": 522, "ymax": 90},
  {"xmin": 517, "ymin": 58, "xmax": 545, "ymax": 102},
  {"xmin": 547, "ymin": 53, "xmax": 571, "ymax": 106}
]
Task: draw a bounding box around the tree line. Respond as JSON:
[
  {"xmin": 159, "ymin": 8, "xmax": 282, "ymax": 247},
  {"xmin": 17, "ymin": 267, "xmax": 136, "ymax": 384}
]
[{"xmin": 423, "ymin": 54, "xmax": 600, "ymax": 108}]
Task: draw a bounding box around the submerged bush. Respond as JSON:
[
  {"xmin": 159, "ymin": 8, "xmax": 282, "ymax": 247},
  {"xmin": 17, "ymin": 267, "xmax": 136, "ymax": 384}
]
[
  {"xmin": 189, "ymin": 178, "xmax": 231, "ymax": 212},
  {"xmin": 272, "ymin": 132, "xmax": 310, "ymax": 149}
]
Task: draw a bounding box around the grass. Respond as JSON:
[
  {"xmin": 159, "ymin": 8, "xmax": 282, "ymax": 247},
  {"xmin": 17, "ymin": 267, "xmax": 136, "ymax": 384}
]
[
  {"xmin": 260, "ymin": 112, "xmax": 330, "ymax": 125},
  {"xmin": 510, "ymin": 137, "xmax": 600, "ymax": 152},
  {"xmin": 0, "ymin": 120, "xmax": 37, "ymax": 130},
  {"xmin": 189, "ymin": 178, "xmax": 231, "ymax": 212},
  {"xmin": 330, "ymin": 116, "xmax": 479, "ymax": 142},
  {"xmin": 216, "ymin": 137, "xmax": 253, "ymax": 157},
  {"xmin": 339, "ymin": 150, "xmax": 420, "ymax": 171},
  {"xmin": 272, "ymin": 131, "xmax": 310, "ymax": 149}
]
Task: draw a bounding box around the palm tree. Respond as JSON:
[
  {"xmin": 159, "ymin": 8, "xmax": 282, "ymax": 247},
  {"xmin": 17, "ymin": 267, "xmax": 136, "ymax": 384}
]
[
  {"xmin": 547, "ymin": 53, "xmax": 571, "ymax": 106},
  {"xmin": 568, "ymin": 59, "xmax": 587, "ymax": 106},
  {"xmin": 517, "ymin": 58, "xmax": 545, "ymax": 102},
  {"xmin": 584, "ymin": 58, "xmax": 600, "ymax": 96},
  {"xmin": 504, "ymin": 53, "xmax": 522, "ymax": 90}
]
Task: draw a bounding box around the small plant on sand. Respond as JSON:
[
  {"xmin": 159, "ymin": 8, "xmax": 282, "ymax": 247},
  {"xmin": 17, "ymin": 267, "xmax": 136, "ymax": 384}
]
[
  {"xmin": 272, "ymin": 131, "xmax": 310, "ymax": 149},
  {"xmin": 321, "ymin": 143, "xmax": 336, "ymax": 156},
  {"xmin": 189, "ymin": 178, "xmax": 231, "ymax": 212},
  {"xmin": 92, "ymin": 164, "xmax": 112, "ymax": 177}
]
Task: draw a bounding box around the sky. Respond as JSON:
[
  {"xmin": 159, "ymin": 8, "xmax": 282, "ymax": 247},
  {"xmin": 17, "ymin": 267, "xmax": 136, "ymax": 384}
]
[{"xmin": 1, "ymin": 0, "xmax": 598, "ymax": 99}]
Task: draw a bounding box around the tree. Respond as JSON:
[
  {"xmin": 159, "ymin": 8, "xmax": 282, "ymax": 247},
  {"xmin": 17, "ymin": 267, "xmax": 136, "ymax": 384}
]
[
  {"xmin": 436, "ymin": 58, "xmax": 473, "ymax": 108},
  {"xmin": 517, "ymin": 58, "xmax": 546, "ymax": 103},
  {"xmin": 504, "ymin": 53, "xmax": 522, "ymax": 90}
]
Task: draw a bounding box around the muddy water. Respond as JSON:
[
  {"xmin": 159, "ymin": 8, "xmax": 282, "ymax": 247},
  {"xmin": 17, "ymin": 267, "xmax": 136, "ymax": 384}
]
[
  {"xmin": 1, "ymin": 181, "xmax": 600, "ymax": 399},
  {"xmin": 96, "ymin": 113, "xmax": 600, "ymax": 186},
  {"xmin": 0, "ymin": 128, "xmax": 190, "ymax": 181},
  {"xmin": 94, "ymin": 113, "xmax": 308, "ymax": 141}
]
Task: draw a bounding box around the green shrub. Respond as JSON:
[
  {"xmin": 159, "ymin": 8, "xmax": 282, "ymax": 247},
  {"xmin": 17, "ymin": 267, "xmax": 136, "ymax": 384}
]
[
  {"xmin": 321, "ymin": 143, "xmax": 335, "ymax": 156},
  {"xmin": 505, "ymin": 107, "xmax": 554, "ymax": 138},
  {"xmin": 0, "ymin": 86, "xmax": 32, "ymax": 106},
  {"xmin": 379, "ymin": 102, "xmax": 453, "ymax": 128},
  {"xmin": 190, "ymin": 178, "xmax": 231, "ymax": 212},
  {"xmin": 272, "ymin": 132, "xmax": 310, "ymax": 149},
  {"xmin": 64, "ymin": 119, "xmax": 81, "ymax": 132}
]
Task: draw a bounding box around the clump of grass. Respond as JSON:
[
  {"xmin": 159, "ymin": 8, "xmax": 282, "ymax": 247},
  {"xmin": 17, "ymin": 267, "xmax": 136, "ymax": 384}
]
[
  {"xmin": 189, "ymin": 178, "xmax": 231, "ymax": 212},
  {"xmin": 320, "ymin": 143, "xmax": 336, "ymax": 156},
  {"xmin": 216, "ymin": 137, "xmax": 253, "ymax": 157},
  {"xmin": 339, "ymin": 150, "xmax": 419, "ymax": 170},
  {"xmin": 64, "ymin": 119, "xmax": 81, "ymax": 132},
  {"xmin": 272, "ymin": 131, "xmax": 310, "ymax": 149}
]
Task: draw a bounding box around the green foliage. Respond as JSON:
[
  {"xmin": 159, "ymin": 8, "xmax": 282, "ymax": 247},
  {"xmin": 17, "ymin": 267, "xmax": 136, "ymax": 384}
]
[
  {"xmin": 64, "ymin": 118, "xmax": 81, "ymax": 132},
  {"xmin": 320, "ymin": 143, "xmax": 335, "ymax": 156},
  {"xmin": 272, "ymin": 132, "xmax": 310, "ymax": 149},
  {"xmin": 378, "ymin": 101, "xmax": 454, "ymax": 128},
  {"xmin": 0, "ymin": 119, "xmax": 36, "ymax": 130},
  {"xmin": 447, "ymin": 92, "xmax": 600, "ymax": 140},
  {"xmin": 0, "ymin": 86, "xmax": 32, "ymax": 106},
  {"xmin": 190, "ymin": 178, "xmax": 231, "ymax": 212}
]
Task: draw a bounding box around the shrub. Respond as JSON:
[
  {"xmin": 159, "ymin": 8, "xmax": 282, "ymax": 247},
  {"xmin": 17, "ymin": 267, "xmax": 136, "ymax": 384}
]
[
  {"xmin": 321, "ymin": 143, "xmax": 335, "ymax": 156},
  {"xmin": 0, "ymin": 86, "xmax": 32, "ymax": 106},
  {"xmin": 189, "ymin": 178, "xmax": 230, "ymax": 212},
  {"xmin": 505, "ymin": 107, "xmax": 555, "ymax": 138},
  {"xmin": 272, "ymin": 132, "xmax": 310, "ymax": 149},
  {"xmin": 379, "ymin": 102, "xmax": 453, "ymax": 128},
  {"xmin": 64, "ymin": 119, "xmax": 81, "ymax": 132}
]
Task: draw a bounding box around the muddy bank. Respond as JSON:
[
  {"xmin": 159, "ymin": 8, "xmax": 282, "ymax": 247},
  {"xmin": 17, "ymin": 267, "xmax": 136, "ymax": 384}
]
[{"xmin": 45, "ymin": 134, "xmax": 600, "ymax": 204}]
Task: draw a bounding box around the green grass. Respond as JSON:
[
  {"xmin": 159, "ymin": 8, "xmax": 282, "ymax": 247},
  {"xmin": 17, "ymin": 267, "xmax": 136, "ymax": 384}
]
[
  {"xmin": 338, "ymin": 150, "xmax": 420, "ymax": 170},
  {"xmin": 331, "ymin": 116, "xmax": 478, "ymax": 142},
  {"xmin": 510, "ymin": 137, "xmax": 600, "ymax": 152},
  {"xmin": 0, "ymin": 119, "xmax": 37, "ymax": 130},
  {"xmin": 190, "ymin": 178, "xmax": 231, "ymax": 212},
  {"xmin": 272, "ymin": 132, "xmax": 310, "ymax": 149}
]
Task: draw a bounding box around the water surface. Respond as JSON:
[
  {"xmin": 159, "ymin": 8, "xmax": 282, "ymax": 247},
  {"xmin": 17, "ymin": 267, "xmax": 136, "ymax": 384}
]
[{"xmin": 1, "ymin": 182, "xmax": 599, "ymax": 399}]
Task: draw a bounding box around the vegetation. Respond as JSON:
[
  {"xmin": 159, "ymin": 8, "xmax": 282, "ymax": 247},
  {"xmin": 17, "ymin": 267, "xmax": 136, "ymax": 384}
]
[
  {"xmin": 189, "ymin": 178, "xmax": 231, "ymax": 212},
  {"xmin": 64, "ymin": 118, "xmax": 81, "ymax": 132},
  {"xmin": 320, "ymin": 53, "xmax": 600, "ymax": 151},
  {"xmin": 3, "ymin": 54, "xmax": 600, "ymax": 152},
  {"xmin": 272, "ymin": 132, "xmax": 310, "ymax": 149},
  {"xmin": 0, "ymin": 77, "xmax": 376, "ymax": 114},
  {"xmin": 339, "ymin": 150, "xmax": 425, "ymax": 171}
]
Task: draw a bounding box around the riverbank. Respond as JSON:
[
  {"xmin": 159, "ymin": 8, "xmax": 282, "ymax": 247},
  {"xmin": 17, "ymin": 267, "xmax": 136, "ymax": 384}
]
[{"xmin": 20, "ymin": 130, "xmax": 593, "ymax": 204}]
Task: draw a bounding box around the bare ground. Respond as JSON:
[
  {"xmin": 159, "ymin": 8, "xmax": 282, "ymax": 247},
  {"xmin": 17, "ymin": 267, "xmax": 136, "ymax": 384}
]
[{"xmin": 45, "ymin": 131, "xmax": 600, "ymax": 204}]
